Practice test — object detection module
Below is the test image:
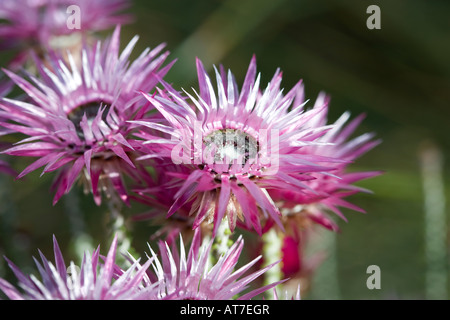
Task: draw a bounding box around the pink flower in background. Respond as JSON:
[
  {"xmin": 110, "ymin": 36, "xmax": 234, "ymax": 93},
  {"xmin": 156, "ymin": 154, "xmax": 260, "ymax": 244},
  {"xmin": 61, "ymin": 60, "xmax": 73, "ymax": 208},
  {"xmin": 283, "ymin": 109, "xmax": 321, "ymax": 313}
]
[
  {"xmin": 0, "ymin": 0, "xmax": 133, "ymax": 69},
  {"xmin": 0, "ymin": 235, "xmax": 154, "ymax": 300},
  {"xmin": 134, "ymin": 56, "xmax": 346, "ymax": 236},
  {"xmin": 269, "ymin": 99, "xmax": 382, "ymax": 232},
  {"xmin": 134, "ymin": 228, "xmax": 284, "ymax": 300},
  {"xmin": 0, "ymin": 159, "xmax": 15, "ymax": 176},
  {"xmin": 0, "ymin": 26, "xmax": 173, "ymax": 205},
  {"xmin": 279, "ymin": 226, "xmax": 325, "ymax": 293}
]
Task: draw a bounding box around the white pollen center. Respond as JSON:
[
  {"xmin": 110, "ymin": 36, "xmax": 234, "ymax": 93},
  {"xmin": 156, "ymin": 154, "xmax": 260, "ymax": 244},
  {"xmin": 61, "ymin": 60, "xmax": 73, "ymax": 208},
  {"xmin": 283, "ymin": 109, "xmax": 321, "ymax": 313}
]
[{"xmin": 203, "ymin": 129, "xmax": 258, "ymax": 165}]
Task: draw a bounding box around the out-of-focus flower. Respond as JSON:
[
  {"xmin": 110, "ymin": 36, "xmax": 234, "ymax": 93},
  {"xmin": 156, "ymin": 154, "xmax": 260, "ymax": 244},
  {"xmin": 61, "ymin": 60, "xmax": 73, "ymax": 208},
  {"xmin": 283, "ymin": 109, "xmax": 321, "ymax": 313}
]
[
  {"xmin": 133, "ymin": 56, "xmax": 346, "ymax": 236},
  {"xmin": 242, "ymin": 222, "xmax": 324, "ymax": 299},
  {"xmin": 0, "ymin": 235, "xmax": 154, "ymax": 300},
  {"xmin": 0, "ymin": 159, "xmax": 15, "ymax": 176},
  {"xmin": 131, "ymin": 228, "xmax": 285, "ymax": 300},
  {"xmin": 0, "ymin": 0, "xmax": 133, "ymax": 69},
  {"xmin": 269, "ymin": 101, "xmax": 382, "ymax": 232},
  {"xmin": 0, "ymin": 26, "xmax": 173, "ymax": 205},
  {"xmin": 278, "ymin": 225, "xmax": 325, "ymax": 295}
]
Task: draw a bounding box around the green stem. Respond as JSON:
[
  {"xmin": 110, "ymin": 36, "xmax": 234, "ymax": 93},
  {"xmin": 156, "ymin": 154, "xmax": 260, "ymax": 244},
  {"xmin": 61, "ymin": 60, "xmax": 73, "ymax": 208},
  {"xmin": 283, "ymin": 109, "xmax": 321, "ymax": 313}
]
[
  {"xmin": 420, "ymin": 142, "xmax": 448, "ymax": 300},
  {"xmin": 106, "ymin": 198, "xmax": 135, "ymax": 265},
  {"xmin": 209, "ymin": 218, "xmax": 234, "ymax": 267},
  {"xmin": 63, "ymin": 189, "xmax": 94, "ymax": 260},
  {"xmin": 262, "ymin": 228, "xmax": 283, "ymax": 299}
]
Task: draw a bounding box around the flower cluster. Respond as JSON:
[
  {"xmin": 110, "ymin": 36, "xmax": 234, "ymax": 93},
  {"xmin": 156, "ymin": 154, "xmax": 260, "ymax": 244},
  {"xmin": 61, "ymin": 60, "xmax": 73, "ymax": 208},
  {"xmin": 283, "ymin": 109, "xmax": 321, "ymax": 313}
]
[
  {"xmin": 0, "ymin": 230, "xmax": 280, "ymax": 300},
  {"xmin": 0, "ymin": 0, "xmax": 380, "ymax": 300}
]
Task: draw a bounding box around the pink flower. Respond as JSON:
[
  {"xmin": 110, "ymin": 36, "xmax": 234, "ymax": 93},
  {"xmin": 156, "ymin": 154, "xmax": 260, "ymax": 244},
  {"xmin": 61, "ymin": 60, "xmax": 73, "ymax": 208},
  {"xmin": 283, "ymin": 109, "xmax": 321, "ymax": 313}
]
[
  {"xmin": 133, "ymin": 56, "xmax": 345, "ymax": 236},
  {"xmin": 0, "ymin": 26, "xmax": 173, "ymax": 205},
  {"xmin": 278, "ymin": 226, "xmax": 325, "ymax": 291},
  {"xmin": 0, "ymin": 230, "xmax": 284, "ymax": 300},
  {"xmin": 0, "ymin": 235, "xmax": 154, "ymax": 300},
  {"xmin": 134, "ymin": 228, "xmax": 284, "ymax": 300},
  {"xmin": 269, "ymin": 100, "xmax": 382, "ymax": 231},
  {"xmin": 0, "ymin": 0, "xmax": 133, "ymax": 68}
]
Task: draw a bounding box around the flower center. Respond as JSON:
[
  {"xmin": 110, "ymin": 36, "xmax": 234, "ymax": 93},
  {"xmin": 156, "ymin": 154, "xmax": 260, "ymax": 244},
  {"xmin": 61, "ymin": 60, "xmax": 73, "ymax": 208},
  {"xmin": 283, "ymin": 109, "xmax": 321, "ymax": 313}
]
[
  {"xmin": 203, "ymin": 129, "xmax": 258, "ymax": 167},
  {"xmin": 67, "ymin": 101, "xmax": 110, "ymax": 138}
]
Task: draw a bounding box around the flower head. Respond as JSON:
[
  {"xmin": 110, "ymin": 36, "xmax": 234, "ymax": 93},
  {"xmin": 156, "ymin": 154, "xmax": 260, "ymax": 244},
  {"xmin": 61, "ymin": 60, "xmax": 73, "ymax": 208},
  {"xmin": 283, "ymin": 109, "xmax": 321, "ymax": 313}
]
[
  {"xmin": 134, "ymin": 56, "xmax": 345, "ymax": 236},
  {"xmin": 0, "ymin": 26, "xmax": 173, "ymax": 205},
  {"xmin": 133, "ymin": 228, "xmax": 284, "ymax": 300},
  {"xmin": 0, "ymin": 0, "xmax": 132, "ymax": 68},
  {"xmin": 269, "ymin": 101, "xmax": 382, "ymax": 231},
  {"xmin": 0, "ymin": 235, "xmax": 153, "ymax": 300}
]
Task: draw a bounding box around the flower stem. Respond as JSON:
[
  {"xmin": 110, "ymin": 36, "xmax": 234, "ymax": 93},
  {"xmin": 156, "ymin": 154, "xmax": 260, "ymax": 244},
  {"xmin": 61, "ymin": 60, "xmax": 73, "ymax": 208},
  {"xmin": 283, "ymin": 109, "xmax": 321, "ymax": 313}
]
[
  {"xmin": 106, "ymin": 198, "xmax": 134, "ymax": 265},
  {"xmin": 210, "ymin": 218, "xmax": 234, "ymax": 265},
  {"xmin": 64, "ymin": 189, "xmax": 94, "ymax": 260},
  {"xmin": 420, "ymin": 142, "xmax": 448, "ymax": 300},
  {"xmin": 262, "ymin": 228, "xmax": 282, "ymax": 299}
]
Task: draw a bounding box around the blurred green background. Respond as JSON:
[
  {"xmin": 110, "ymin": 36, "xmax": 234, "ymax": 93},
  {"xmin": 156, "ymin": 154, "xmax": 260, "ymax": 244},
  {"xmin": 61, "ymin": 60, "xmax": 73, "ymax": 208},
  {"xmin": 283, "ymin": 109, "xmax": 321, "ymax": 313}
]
[{"xmin": 1, "ymin": 0, "xmax": 450, "ymax": 300}]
